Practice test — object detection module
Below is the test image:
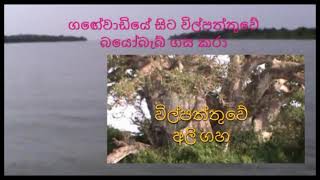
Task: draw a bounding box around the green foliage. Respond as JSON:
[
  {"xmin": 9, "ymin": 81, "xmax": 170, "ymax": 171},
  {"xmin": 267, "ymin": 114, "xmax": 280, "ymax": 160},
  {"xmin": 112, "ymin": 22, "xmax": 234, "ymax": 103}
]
[
  {"xmin": 112, "ymin": 78, "xmax": 137, "ymax": 99},
  {"xmin": 254, "ymin": 136, "xmax": 304, "ymax": 163},
  {"xmin": 266, "ymin": 90, "xmax": 305, "ymax": 163},
  {"xmin": 106, "ymin": 125, "xmax": 124, "ymax": 154},
  {"xmin": 158, "ymin": 69, "xmax": 218, "ymax": 97},
  {"xmin": 278, "ymin": 55, "xmax": 304, "ymax": 63},
  {"xmin": 230, "ymin": 130, "xmax": 304, "ymax": 163},
  {"xmin": 108, "ymin": 55, "xmax": 223, "ymax": 102},
  {"xmin": 122, "ymin": 143, "xmax": 241, "ymax": 163},
  {"xmin": 121, "ymin": 128, "xmax": 304, "ymax": 163}
]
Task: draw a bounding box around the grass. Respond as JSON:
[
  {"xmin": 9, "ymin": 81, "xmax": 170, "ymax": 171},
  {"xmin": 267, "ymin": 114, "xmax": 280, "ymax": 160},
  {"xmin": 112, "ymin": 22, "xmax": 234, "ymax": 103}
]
[{"xmin": 118, "ymin": 130, "xmax": 304, "ymax": 163}]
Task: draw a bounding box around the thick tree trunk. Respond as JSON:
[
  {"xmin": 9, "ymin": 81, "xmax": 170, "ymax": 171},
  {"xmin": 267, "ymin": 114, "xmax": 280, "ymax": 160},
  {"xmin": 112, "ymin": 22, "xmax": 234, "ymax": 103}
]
[
  {"xmin": 217, "ymin": 55, "xmax": 304, "ymax": 141},
  {"xmin": 146, "ymin": 92, "xmax": 213, "ymax": 147},
  {"xmin": 180, "ymin": 95, "xmax": 214, "ymax": 143},
  {"xmin": 124, "ymin": 55, "xmax": 303, "ymax": 147}
]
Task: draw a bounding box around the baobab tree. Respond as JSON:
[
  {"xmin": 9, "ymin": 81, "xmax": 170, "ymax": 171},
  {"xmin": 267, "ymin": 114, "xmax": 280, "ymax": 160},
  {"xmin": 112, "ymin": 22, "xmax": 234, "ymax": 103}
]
[{"xmin": 106, "ymin": 54, "xmax": 304, "ymax": 163}]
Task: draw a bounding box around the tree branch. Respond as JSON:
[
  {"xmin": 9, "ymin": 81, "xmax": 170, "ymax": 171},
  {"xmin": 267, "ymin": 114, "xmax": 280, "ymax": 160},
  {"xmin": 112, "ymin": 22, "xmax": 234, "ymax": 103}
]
[{"xmin": 106, "ymin": 138, "xmax": 150, "ymax": 164}]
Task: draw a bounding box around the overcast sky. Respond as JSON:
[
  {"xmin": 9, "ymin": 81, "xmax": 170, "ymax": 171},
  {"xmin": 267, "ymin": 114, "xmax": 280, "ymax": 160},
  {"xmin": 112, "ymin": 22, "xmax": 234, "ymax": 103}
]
[{"xmin": 5, "ymin": 5, "xmax": 316, "ymax": 40}]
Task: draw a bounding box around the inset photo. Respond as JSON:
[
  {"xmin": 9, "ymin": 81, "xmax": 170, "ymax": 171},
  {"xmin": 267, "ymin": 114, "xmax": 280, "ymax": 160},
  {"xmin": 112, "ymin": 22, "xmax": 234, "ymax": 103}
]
[{"xmin": 106, "ymin": 55, "xmax": 305, "ymax": 164}]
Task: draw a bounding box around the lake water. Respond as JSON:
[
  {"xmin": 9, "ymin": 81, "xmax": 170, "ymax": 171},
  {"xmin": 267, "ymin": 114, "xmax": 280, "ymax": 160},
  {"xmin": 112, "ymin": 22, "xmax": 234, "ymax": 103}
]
[{"xmin": 4, "ymin": 40, "xmax": 316, "ymax": 175}]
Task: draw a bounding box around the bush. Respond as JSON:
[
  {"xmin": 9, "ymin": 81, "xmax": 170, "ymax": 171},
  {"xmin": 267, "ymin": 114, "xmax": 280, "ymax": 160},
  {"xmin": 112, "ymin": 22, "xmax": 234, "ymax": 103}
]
[
  {"xmin": 121, "ymin": 130, "xmax": 304, "ymax": 163},
  {"xmin": 106, "ymin": 125, "xmax": 124, "ymax": 154}
]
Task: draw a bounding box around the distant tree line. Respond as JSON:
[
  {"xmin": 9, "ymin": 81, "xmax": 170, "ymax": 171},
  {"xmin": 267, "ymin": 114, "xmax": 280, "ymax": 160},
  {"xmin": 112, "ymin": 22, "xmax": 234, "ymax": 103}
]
[
  {"xmin": 4, "ymin": 34, "xmax": 87, "ymax": 43},
  {"xmin": 170, "ymin": 27, "xmax": 316, "ymax": 39}
]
